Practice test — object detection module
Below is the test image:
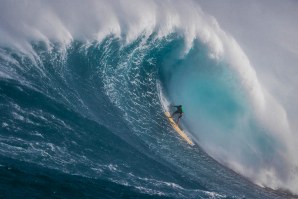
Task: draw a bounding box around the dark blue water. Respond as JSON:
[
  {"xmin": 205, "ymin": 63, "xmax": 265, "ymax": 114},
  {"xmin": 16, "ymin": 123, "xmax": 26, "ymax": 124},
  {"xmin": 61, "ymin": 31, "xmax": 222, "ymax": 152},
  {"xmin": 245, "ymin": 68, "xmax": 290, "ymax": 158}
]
[{"xmin": 0, "ymin": 35, "xmax": 293, "ymax": 199}]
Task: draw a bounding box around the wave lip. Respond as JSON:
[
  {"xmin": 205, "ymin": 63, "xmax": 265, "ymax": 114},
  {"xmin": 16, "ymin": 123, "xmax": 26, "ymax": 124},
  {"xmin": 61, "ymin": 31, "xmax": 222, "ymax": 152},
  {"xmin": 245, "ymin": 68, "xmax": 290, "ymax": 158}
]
[{"xmin": 1, "ymin": 0, "xmax": 298, "ymax": 197}]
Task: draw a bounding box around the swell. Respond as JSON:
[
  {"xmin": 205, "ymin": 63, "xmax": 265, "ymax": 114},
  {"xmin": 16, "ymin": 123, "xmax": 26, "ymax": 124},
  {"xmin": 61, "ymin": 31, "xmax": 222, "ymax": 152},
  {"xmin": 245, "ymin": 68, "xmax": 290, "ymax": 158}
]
[
  {"xmin": 0, "ymin": 34, "xmax": 292, "ymax": 198},
  {"xmin": 1, "ymin": 0, "xmax": 298, "ymax": 196}
]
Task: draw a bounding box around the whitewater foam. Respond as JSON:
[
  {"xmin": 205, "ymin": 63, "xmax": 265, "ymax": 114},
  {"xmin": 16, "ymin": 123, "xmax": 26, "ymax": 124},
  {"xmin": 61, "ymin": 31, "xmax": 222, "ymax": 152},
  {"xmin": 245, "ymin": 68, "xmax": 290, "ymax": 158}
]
[{"xmin": 1, "ymin": 0, "xmax": 297, "ymax": 196}]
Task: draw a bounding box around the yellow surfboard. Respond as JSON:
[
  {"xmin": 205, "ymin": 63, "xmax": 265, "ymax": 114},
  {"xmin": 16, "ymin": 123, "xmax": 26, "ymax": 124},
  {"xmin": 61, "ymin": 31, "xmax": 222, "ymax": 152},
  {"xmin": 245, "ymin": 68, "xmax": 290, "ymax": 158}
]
[{"xmin": 165, "ymin": 111, "xmax": 194, "ymax": 146}]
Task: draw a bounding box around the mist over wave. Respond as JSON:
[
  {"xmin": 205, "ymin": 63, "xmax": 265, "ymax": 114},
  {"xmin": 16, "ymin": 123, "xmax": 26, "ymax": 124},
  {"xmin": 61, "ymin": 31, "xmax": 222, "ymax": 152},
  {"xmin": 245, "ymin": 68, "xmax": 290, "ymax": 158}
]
[{"xmin": 0, "ymin": 0, "xmax": 298, "ymax": 197}]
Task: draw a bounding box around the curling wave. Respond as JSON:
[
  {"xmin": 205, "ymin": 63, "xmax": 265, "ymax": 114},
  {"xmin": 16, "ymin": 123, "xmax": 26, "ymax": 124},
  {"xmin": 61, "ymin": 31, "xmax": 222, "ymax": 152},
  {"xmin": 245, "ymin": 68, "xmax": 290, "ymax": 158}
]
[{"xmin": 0, "ymin": 0, "xmax": 297, "ymax": 198}]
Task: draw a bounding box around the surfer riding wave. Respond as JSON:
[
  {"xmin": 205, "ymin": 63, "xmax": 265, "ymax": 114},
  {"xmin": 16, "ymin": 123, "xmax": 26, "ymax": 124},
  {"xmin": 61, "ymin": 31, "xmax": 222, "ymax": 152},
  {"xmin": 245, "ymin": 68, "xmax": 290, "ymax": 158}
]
[{"xmin": 171, "ymin": 105, "xmax": 183, "ymax": 125}]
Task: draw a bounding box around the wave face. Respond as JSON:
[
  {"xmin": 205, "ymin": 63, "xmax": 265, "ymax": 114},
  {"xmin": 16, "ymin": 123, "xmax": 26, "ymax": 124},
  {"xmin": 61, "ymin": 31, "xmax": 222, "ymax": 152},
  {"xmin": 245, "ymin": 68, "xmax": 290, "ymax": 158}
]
[{"xmin": 0, "ymin": 0, "xmax": 297, "ymax": 198}]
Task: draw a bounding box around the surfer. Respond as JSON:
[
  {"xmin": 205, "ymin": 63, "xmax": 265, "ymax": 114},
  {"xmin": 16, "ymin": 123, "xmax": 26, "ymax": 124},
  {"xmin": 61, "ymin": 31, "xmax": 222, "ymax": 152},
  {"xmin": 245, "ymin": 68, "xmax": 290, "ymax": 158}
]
[{"xmin": 171, "ymin": 105, "xmax": 183, "ymax": 124}]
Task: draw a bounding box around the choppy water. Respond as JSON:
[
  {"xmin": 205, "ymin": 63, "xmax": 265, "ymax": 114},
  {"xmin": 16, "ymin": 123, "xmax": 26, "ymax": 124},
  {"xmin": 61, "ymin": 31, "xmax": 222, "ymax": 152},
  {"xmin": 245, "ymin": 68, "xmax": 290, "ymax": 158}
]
[{"xmin": 1, "ymin": 1, "xmax": 298, "ymax": 198}]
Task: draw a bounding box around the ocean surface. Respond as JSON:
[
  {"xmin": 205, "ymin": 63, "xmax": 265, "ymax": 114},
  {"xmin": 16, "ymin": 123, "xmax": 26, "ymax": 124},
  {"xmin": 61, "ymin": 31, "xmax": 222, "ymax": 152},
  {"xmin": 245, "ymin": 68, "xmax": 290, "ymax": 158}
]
[{"xmin": 1, "ymin": 1, "xmax": 298, "ymax": 198}]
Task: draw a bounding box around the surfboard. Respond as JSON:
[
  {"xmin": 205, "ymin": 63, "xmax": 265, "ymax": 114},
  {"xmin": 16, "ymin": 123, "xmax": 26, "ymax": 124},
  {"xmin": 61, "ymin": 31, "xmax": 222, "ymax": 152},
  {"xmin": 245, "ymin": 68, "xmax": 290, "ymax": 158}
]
[{"xmin": 165, "ymin": 111, "xmax": 194, "ymax": 146}]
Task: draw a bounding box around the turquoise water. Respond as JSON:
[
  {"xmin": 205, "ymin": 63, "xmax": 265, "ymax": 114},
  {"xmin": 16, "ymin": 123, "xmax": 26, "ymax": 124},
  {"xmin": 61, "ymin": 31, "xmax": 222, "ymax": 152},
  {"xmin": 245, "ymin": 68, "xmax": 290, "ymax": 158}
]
[{"xmin": 0, "ymin": 34, "xmax": 291, "ymax": 198}]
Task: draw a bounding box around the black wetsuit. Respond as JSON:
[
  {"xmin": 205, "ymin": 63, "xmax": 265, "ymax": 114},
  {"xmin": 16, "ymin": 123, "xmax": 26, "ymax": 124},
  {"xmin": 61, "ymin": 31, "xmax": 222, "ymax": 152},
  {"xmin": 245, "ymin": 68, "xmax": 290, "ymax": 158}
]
[{"xmin": 172, "ymin": 105, "xmax": 183, "ymax": 124}]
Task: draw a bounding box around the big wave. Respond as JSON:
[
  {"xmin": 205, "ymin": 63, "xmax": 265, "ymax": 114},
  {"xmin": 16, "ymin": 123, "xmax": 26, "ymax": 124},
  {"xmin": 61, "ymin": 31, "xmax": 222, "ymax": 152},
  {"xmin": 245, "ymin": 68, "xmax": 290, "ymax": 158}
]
[{"xmin": 1, "ymin": 0, "xmax": 298, "ymax": 198}]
